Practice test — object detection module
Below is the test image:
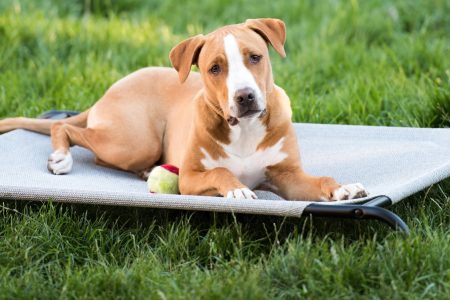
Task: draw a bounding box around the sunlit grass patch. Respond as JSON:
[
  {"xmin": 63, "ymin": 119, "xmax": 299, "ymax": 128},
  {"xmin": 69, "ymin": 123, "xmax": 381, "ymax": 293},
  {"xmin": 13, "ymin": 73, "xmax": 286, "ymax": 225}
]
[{"xmin": 0, "ymin": 0, "xmax": 449, "ymax": 298}]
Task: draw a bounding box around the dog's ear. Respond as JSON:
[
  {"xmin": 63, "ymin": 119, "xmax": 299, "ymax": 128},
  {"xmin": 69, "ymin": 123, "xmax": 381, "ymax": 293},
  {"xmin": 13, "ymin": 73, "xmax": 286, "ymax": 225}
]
[
  {"xmin": 245, "ymin": 18, "xmax": 286, "ymax": 58},
  {"xmin": 169, "ymin": 34, "xmax": 205, "ymax": 83}
]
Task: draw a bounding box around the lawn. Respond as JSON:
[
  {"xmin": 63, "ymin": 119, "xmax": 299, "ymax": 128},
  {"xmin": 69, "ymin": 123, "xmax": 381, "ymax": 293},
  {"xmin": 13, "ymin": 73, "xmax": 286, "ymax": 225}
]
[{"xmin": 0, "ymin": 0, "xmax": 449, "ymax": 298}]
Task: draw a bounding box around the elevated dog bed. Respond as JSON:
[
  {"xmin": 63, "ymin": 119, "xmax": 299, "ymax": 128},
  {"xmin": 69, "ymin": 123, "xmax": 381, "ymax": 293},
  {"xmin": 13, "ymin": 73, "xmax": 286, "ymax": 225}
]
[{"xmin": 1, "ymin": 113, "xmax": 449, "ymax": 233}]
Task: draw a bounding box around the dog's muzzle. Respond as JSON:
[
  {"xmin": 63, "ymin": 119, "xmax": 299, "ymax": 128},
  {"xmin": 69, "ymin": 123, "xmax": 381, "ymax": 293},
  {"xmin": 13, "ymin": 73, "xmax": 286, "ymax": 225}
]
[{"xmin": 231, "ymin": 87, "xmax": 265, "ymax": 120}]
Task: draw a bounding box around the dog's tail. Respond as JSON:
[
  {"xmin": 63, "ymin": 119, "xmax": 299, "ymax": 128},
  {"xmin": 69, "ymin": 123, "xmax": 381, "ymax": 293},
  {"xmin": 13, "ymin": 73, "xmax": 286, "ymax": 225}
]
[{"xmin": 0, "ymin": 110, "xmax": 89, "ymax": 135}]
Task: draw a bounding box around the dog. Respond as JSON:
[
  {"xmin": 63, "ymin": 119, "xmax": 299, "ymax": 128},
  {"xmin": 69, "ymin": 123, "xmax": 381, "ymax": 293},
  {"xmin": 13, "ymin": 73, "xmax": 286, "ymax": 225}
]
[{"xmin": 0, "ymin": 18, "xmax": 367, "ymax": 201}]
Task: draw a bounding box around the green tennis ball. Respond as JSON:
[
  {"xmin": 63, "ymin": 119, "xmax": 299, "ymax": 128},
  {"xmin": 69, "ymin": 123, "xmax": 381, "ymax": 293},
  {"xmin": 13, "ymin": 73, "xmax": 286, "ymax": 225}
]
[{"xmin": 147, "ymin": 164, "xmax": 179, "ymax": 194}]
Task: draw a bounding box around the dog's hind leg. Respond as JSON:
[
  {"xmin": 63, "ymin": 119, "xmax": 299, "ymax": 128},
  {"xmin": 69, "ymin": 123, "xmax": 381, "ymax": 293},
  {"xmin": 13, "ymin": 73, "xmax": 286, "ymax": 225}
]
[
  {"xmin": 47, "ymin": 121, "xmax": 98, "ymax": 175},
  {"xmin": 48, "ymin": 121, "xmax": 163, "ymax": 176}
]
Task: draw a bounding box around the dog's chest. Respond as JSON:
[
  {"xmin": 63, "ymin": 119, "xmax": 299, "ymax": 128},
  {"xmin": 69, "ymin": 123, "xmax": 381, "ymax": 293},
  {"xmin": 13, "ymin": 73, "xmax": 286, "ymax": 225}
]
[{"xmin": 200, "ymin": 119, "xmax": 287, "ymax": 189}]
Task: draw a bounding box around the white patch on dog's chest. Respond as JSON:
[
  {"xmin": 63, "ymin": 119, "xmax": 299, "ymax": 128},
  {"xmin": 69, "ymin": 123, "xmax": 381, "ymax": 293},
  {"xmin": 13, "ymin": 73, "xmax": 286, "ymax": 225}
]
[{"xmin": 200, "ymin": 119, "xmax": 288, "ymax": 189}]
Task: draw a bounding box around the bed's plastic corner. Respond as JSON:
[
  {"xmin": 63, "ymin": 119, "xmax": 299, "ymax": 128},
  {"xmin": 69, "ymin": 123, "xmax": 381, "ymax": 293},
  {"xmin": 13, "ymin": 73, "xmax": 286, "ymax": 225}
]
[{"xmin": 303, "ymin": 195, "xmax": 410, "ymax": 234}]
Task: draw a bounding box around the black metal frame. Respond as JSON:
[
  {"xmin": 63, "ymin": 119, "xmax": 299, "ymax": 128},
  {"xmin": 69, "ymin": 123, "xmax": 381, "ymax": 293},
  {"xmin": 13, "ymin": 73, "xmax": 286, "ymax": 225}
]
[
  {"xmin": 39, "ymin": 110, "xmax": 80, "ymax": 120},
  {"xmin": 303, "ymin": 195, "xmax": 410, "ymax": 234}
]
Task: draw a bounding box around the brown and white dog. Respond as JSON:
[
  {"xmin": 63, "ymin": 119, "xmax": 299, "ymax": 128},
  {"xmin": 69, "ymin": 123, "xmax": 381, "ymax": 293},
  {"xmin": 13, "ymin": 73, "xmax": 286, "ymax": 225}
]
[{"xmin": 0, "ymin": 18, "xmax": 367, "ymax": 201}]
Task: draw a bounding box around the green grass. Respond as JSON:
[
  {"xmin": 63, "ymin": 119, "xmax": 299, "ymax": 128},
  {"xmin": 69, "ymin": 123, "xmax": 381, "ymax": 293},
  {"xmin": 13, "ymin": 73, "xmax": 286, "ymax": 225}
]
[{"xmin": 0, "ymin": 0, "xmax": 449, "ymax": 298}]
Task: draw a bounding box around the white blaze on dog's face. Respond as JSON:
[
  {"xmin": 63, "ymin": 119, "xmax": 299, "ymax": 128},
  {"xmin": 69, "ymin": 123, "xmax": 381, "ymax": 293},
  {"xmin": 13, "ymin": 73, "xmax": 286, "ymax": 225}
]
[
  {"xmin": 169, "ymin": 19, "xmax": 286, "ymax": 125},
  {"xmin": 222, "ymin": 33, "xmax": 265, "ymax": 120}
]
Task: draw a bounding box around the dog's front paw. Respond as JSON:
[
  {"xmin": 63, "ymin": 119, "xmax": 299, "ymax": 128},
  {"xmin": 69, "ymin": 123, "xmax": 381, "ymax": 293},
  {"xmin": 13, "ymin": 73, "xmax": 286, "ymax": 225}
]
[
  {"xmin": 331, "ymin": 183, "xmax": 368, "ymax": 201},
  {"xmin": 226, "ymin": 188, "xmax": 257, "ymax": 200},
  {"xmin": 47, "ymin": 150, "xmax": 73, "ymax": 175}
]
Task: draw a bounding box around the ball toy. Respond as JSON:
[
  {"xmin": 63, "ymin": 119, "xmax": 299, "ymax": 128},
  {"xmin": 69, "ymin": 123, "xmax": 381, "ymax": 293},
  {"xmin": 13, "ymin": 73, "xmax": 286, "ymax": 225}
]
[{"xmin": 147, "ymin": 164, "xmax": 179, "ymax": 194}]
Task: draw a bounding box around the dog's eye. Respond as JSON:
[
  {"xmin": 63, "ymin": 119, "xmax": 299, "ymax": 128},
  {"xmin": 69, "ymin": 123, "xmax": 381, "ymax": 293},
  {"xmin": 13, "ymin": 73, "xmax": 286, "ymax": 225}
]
[
  {"xmin": 209, "ymin": 64, "xmax": 221, "ymax": 75},
  {"xmin": 249, "ymin": 54, "xmax": 262, "ymax": 64}
]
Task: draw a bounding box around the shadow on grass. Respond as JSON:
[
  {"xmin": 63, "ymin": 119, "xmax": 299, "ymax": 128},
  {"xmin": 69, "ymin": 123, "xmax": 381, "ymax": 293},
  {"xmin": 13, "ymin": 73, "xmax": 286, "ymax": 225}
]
[
  {"xmin": 2, "ymin": 177, "xmax": 448, "ymax": 245},
  {"xmin": 429, "ymin": 87, "xmax": 450, "ymax": 128}
]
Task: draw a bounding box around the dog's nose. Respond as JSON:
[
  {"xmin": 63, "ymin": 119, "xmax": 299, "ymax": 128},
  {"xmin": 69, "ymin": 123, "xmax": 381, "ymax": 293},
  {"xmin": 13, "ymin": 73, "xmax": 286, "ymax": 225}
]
[{"xmin": 234, "ymin": 88, "xmax": 255, "ymax": 105}]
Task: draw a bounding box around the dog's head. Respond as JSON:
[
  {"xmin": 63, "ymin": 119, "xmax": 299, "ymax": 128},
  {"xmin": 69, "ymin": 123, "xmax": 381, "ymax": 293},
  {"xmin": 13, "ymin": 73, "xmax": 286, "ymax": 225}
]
[{"xmin": 170, "ymin": 18, "xmax": 286, "ymax": 125}]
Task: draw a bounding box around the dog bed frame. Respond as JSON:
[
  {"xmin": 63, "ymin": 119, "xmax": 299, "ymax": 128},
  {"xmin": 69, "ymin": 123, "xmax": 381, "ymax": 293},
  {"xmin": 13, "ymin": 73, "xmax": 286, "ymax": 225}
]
[{"xmin": 1, "ymin": 111, "xmax": 449, "ymax": 234}]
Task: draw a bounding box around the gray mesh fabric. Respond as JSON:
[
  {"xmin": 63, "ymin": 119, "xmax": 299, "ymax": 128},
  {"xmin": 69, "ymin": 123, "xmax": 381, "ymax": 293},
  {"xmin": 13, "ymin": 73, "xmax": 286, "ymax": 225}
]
[{"xmin": 0, "ymin": 123, "xmax": 449, "ymax": 217}]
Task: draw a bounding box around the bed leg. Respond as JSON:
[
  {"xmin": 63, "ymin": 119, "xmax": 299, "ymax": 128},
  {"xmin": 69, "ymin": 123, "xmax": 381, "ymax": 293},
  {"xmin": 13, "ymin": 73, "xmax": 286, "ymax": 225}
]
[{"xmin": 303, "ymin": 196, "xmax": 410, "ymax": 234}]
